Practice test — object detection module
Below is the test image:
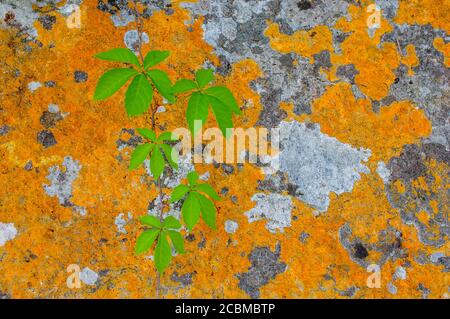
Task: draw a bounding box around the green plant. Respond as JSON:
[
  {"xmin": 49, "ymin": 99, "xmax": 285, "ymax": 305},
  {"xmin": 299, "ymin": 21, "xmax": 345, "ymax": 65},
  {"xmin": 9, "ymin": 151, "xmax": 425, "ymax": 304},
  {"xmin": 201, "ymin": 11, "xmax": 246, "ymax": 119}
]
[{"xmin": 93, "ymin": 43, "xmax": 240, "ymax": 276}]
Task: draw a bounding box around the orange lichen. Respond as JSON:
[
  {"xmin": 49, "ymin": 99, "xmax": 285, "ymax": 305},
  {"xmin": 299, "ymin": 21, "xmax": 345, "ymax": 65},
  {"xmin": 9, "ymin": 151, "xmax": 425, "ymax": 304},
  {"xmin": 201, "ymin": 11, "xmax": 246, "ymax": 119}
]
[
  {"xmin": 401, "ymin": 44, "xmax": 419, "ymax": 76},
  {"xmin": 264, "ymin": 23, "xmax": 333, "ymax": 61},
  {"xmin": 0, "ymin": 0, "xmax": 448, "ymax": 299},
  {"xmin": 308, "ymin": 83, "xmax": 431, "ymax": 162},
  {"xmin": 433, "ymin": 37, "xmax": 450, "ymax": 67},
  {"xmin": 395, "ymin": 0, "xmax": 450, "ymax": 34}
]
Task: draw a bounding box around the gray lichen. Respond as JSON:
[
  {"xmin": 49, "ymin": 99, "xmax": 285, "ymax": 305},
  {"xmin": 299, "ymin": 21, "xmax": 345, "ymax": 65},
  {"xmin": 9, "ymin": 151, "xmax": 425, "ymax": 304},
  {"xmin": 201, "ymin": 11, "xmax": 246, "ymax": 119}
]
[
  {"xmin": 277, "ymin": 121, "xmax": 371, "ymax": 212},
  {"xmin": 236, "ymin": 243, "xmax": 286, "ymax": 298}
]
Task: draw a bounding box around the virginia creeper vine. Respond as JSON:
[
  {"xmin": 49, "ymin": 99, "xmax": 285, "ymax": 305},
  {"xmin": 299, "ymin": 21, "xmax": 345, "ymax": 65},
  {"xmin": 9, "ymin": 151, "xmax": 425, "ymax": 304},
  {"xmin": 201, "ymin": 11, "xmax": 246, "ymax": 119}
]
[{"xmin": 92, "ymin": 4, "xmax": 240, "ymax": 297}]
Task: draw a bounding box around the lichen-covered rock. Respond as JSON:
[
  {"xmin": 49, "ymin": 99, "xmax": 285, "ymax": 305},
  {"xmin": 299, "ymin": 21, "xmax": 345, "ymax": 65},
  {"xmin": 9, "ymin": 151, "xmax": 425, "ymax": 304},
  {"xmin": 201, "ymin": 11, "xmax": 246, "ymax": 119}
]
[{"xmin": 0, "ymin": 0, "xmax": 448, "ymax": 299}]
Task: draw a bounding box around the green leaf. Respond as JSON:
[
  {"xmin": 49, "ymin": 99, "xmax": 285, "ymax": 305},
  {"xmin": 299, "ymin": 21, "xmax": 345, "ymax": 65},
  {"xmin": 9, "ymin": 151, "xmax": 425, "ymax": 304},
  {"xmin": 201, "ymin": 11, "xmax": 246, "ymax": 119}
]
[
  {"xmin": 195, "ymin": 69, "xmax": 214, "ymax": 88},
  {"xmin": 196, "ymin": 183, "xmax": 220, "ymax": 200},
  {"xmin": 196, "ymin": 192, "xmax": 217, "ymax": 229},
  {"xmin": 135, "ymin": 228, "xmax": 159, "ymax": 255},
  {"xmin": 187, "ymin": 171, "xmax": 199, "ymax": 186},
  {"xmin": 150, "ymin": 146, "xmax": 165, "ymax": 180},
  {"xmin": 204, "ymin": 86, "xmax": 241, "ymax": 115},
  {"xmin": 171, "ymin": 79, "xmax": 197, "ymax": 94},
  {"xmin": 157, "ymin": 131, "xmax": 177, "ymax": 142},
  {"xmin": 125, "ymin": 74, "xmax": 153, "ymax": 116},
  {"xmin": 170, "ymin": 184, "xmax": 190, "ymax": 203},
  {"xmin": 186, "ymin": 91, "xmax": 208, "ymax": 134},
  {"xmin": 144, "ymin": 50, "xmax": 170, "ymax": 69},
  {"xmin": 129, "ymin": 143, "xmax": 153, "ymax": 170},
  {"xmin": 163, "ymin": 216, "xmax": 181, "ymax": 229},
  {"xmin": 182, "ymin": 192, "xmax": 201, "ymax": 230},
  {"xmin": 160, "ymin": 144, "xmax": 178, "ymax": 169},
  {"xmin": 168, "ymin": 230, "xmax": 185, "ymax": 254},
  {"xmin": 93, "ymin": 68, "xmax": 137, "ymax": 100},
  {"xmin": 207, "ymin": 95, "xmax": 233, "ymax": 137},
  {"xmin": 154, "ymin": 232, "xmax": 172, "ymax": 273},
  {"xmin": 147, "ymin": 69, "xmax": 175, "ymax": 103},
  {"xmin": 137, "ymin": 128, "xmax": 156, "ymax": 141},
  {"xmin": 139, "ymin": 215, "xmax": 161, "ymax": 228},
  {"xmin": 95, "ymin": 48, "xmax": 141, "ymax": 68}
]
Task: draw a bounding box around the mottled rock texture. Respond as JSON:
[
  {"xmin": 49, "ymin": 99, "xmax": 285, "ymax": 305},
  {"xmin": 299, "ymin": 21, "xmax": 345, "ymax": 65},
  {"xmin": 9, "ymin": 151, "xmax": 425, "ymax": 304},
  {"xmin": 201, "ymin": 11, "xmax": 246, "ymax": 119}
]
[{"xmin": 0, "ymin": 0, "xmax": 448, "ymax": 299}]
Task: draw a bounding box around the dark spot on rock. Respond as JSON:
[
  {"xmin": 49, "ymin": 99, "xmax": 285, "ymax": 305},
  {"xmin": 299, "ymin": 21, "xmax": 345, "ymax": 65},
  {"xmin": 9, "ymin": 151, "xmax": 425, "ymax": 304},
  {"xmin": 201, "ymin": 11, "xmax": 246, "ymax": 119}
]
[
  {"xmin": 353, "ymin": 243, "xmax": 369, "ymax": 259},
  {"xmin": 198, "ymin": 234, "xmax": 206, "ymax": 249},
  {"xmin": 417, "ymin": 283, "xmax": 430, "ymax": 299},
  {"xmin": 297, "ymin": 1, "xmax": 312, "ymax": 10},
  {"xmin": 336, "ymin": 64, "xmax": 359, "ymax": 83},
  {"xmin": 230, "ymin": 195, "xmax": 238, "ymax": 203},
  {"xmin": 4, "ymin": 11, "xmax": 15, "ymax": 25},
  {"xmin": 337, "ymin": 286, "xmax": 358, "ymax": 297},
  {"xmin": 437, "ymin": 256, "xmax": 450, "ymax": 272},
  {"xmin": 216, "ymin": 55, "xmax": 232, "ymax": 76},
  {"xmin": 40, "ymin": 111, "xmax": 63, "ymax": 129},
  {"xmin": 37, "ymin": 130, "xmax": 57, "ymax": 148},
  {"xmin": 220, "ymin": 187, "xmax": 229, "ymax": 195},
  {"xmin": 24, "ymin": 160, "xmax": 33, "ymax": 171},
  {"xmin": 371, "ymin": 100, "xmax": 381, "ymax": 113},
  {"xmin": 279, "ymin": 54, "xmax": 294, "ymax": 69},
  {"xmin": 236, "ymin": 244, "xmax": 287, "ymax": 298},
  {"xmin": 221, "ymin": 164, "xmax": 235, "ymax": 174},
  {"xmin": 388, "ymin": 144, "xmax": 427, "ymax": 182},
  {"xmin": 74, "ymin": 70, "xmax": 88, "ymax": 83},
  {"xmin": 45, "ymin": 81, "xmax": 56, "ymax": 87},
  {"xmin": 299, "ymin": 231, "xmax": 310, "ymax": 244},
  {"xmin": 313, "ymin": 50, "xmax": 332, "ymax": 70},
  {"xmin": 38, "ymin": 15, "xmax": 56, "ymax": 30},
  {"xmin": 185, "ymin": 234, "xmax": 195, "ymax": 242},
  {"xmin": 0, "ymin": 125, "xmax": 11, "ymax": 136},
  {"xmin": 171, "ymin": 271, "xmax": 195, "ymax": 287}
]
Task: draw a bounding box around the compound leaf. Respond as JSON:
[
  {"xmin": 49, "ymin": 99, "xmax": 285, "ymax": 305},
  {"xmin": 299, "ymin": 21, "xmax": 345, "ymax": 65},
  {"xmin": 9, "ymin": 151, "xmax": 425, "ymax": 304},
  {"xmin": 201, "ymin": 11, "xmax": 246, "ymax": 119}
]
[
  {"xmin": 125, "ymin": 74, "xmax": 153, "ymax": 116},
  {"xmin": 171, "ymin": 79, "xmax": 197, "ymax": 94},
  {"xmin": 187, "ymin": 171, "xmax": 199, "ymax": 186},
  {"xmin": 135, "ymin": 228, "xmax": 159, "ymax": 255},
  {"xmin": 204, "ymin": 86, "xmax": 241, "ymax": 115},
  {"xmin": 139, "ymin": 215, "xmax": 161, "ymax": 228},
  {"xmin": 195, "ymin": 69, "xmax": 214, "ymax": 88},
  {"xmin": 207, "ymin": 95, "xmax": 233, "ymax": 137},
  {"xmin": 196, "ymin": 183, "xmax": 220, "ymax": 201},
  {"xmin": 186, "ymin": 92, "xmax": 208, "ymax": 134},
  {"xmin": 144, "ymin": 50, "xmax": 170, "ymax": 69},
  {"xmin": 160, "ymin": 144, "xmax": 178, "ymax": 169},
  {"xmin": 147, "ymin": 69, "xmax": 175, "ymax": 103},
  {"xmin": 129, "ymin": 143, "xmax": 153, "ymax": 170},
  {"xmin": 95, "ymin": 48, "xmax": 141, "ymax": 68},
  {"xmin": 168, "ymin": 230, "xmax": 185, "ymax": 254},
  {"xmin": 154, "ymin": 232, "xmax": 172, "ymax": 273},
  {"xmin": 163, "ymin": 216, "xmax": 181, "ymax": 229},
  {"xmin": 94, "ymin": 68, "xmax": 137, "ymax": 100},
  {"xmin": 182, "ymin": 192, "xmax": 201, "ymax": 230},
  {"xmin": 196, "ymin": 192, "xmax": 217, "ymax": 229},
  {"xmin": 150, "ymin": 146, "xmax": 165, "ymax": 180},
  {"xmin": 137, "ymin": 128, "xmax": 156, "ymax": 141},
  {"xmin": 170, "ymin": 184, "xmax": 190, "ymax": 203}
]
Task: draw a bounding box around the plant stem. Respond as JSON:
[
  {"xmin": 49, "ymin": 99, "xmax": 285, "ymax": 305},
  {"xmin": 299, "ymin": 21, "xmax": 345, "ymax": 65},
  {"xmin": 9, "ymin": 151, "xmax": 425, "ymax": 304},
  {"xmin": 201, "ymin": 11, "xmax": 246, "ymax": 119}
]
[
  {"xmin": 155, "ymin": 174, "xmax": 165, "ymax": 298},
  {"xmin": 132, "ymin": 0, "xmax": 145, "ymax": 63},
  {"xmin": 131, "ymin": 0, "xmax": 164, "ymax": 299}
]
